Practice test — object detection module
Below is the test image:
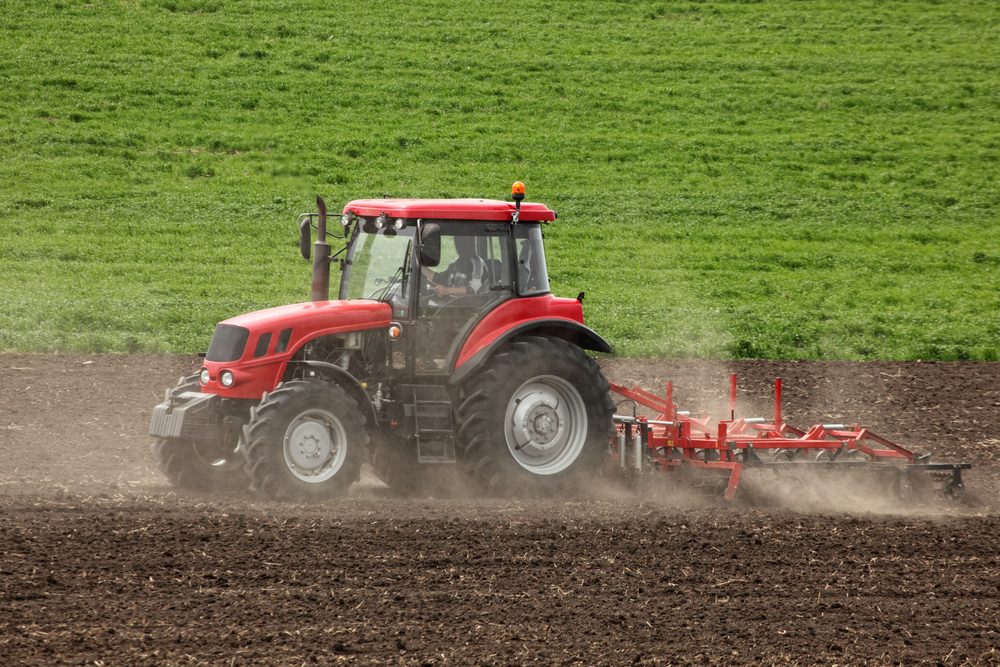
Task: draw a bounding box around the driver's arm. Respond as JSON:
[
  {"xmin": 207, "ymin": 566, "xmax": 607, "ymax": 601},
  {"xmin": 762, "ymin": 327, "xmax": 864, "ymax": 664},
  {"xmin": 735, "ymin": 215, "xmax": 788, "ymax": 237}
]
[{"xmin": 423, "ymin": 265, "xmax": 467, "ymax": 295}]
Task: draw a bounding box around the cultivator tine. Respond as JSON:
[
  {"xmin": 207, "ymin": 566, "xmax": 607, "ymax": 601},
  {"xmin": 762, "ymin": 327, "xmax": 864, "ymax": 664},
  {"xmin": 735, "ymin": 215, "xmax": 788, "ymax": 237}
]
[{"xmin": 609, "ymin": 375, "xmax": 971, "ymax": 503}]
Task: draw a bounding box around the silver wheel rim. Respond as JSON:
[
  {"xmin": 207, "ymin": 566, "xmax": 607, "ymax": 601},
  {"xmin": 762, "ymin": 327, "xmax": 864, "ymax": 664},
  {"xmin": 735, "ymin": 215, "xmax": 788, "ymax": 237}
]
[
  {"xmin": 504, "ymin": 375, "xmax": 588, "ymax": 475},
  {"xmin": 193, "ymin": 441, "xmax": 244, "ymax": 472},
  {"xmin": 283, "ymin": 408, "xmax": 348, "ymax": 483}
]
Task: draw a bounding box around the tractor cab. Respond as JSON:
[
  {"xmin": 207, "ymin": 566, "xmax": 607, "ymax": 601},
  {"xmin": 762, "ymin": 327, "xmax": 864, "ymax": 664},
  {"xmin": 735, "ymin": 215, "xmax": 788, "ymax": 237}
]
[{"xmin": 333, "ymin": 199, "xmax": 553, "ymax": 374}]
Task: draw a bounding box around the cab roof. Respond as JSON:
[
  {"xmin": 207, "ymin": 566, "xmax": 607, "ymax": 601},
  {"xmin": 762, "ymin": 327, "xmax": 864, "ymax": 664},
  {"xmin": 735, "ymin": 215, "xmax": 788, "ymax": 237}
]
[{"xmin": 342, "ymin": 198, "xmax": 556, "ymax": 222}]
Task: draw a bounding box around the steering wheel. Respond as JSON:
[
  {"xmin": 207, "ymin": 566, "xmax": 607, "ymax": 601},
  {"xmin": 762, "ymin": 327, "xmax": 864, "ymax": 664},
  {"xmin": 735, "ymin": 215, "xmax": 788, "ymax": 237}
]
[
  {"xmin": 367, "ymin": 276, "xmax": 401, "ymax": 300},
  {"xmin": 426, "ymin": 293, "xmax": 490, "ymax": 318}
]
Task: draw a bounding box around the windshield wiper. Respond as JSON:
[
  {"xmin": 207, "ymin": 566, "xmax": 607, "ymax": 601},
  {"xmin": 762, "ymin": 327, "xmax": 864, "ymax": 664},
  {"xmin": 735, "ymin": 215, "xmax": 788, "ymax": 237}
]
[{"xmin": 373, "ymin": 266, "xmax": 405, "ymax": 303}]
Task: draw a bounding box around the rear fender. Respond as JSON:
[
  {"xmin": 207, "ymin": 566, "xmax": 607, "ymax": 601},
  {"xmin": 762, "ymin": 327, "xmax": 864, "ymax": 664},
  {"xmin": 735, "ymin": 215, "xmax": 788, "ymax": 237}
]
[{"xmin": 450, "ymin": 319, "xmax": 612, "ymax": 386}]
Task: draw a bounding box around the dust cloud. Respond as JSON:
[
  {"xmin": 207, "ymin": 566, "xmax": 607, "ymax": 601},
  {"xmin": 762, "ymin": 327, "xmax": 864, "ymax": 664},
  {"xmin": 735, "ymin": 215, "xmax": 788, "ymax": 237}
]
[{"xmin": 0, "ymin": 352, "xmax": 994, "ymax": 515}]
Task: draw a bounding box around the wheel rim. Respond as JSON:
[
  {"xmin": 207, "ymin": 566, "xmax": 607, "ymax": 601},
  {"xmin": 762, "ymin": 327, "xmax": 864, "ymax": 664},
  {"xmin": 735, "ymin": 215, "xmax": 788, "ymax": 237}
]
[
  {"xmin": 283, "ymin": 409, "xmax": 348, "ymax": 483},
  {"xmin": 504, "ymin": 375, "xmax": 588, "ymax": 475},
  {"xmin": 193, "ymin": 440, "xmax": 244, "ymax": 473}
]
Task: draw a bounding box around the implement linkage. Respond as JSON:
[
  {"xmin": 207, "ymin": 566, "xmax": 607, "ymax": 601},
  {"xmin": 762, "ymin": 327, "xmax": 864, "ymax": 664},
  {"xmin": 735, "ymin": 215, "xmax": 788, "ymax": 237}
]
[{"xmin": 609, "ymin": 375, "xmax": 970, "ymax": 503}]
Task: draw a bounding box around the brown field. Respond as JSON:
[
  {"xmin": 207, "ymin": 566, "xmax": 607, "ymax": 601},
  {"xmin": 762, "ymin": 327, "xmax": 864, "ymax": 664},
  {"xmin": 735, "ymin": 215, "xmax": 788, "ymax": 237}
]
[{"xmin": 1, "ymin": 353, "xmax": 998, "ymax": 666}]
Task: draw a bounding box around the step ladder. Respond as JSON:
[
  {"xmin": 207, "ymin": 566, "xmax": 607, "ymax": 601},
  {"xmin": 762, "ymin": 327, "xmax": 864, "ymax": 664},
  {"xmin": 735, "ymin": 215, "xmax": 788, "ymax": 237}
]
[{"xmin": 401, "ymin": 384, "xmax": 456, "ymax": 463}]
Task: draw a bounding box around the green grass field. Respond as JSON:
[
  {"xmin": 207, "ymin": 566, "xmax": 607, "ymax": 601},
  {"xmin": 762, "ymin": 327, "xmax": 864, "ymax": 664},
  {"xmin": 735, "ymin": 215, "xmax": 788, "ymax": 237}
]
[{"xmin": 1, "ymin": 0, "xmax": 998, "ymax": 360}]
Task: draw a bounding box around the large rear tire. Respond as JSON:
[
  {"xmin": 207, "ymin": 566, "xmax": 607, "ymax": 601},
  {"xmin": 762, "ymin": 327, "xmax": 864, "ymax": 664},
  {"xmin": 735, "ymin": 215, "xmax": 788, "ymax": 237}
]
[
  {"xmin": 152, "ymin": 374, "xmax": 249, "ymax": 492},
  {"xmin": 244, "ymin": 380, "xmax": 368, "ymax": 501},
  {"xmin": 455, "ymin": 336, "xmax": 615, "ymax": 496}
]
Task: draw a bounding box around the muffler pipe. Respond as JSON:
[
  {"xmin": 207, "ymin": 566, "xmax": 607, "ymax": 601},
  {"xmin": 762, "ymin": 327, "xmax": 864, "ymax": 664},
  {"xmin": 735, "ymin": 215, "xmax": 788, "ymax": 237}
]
[{"xmin": 311, "ymin": 195, "xmax": 331, "ymax": 302}]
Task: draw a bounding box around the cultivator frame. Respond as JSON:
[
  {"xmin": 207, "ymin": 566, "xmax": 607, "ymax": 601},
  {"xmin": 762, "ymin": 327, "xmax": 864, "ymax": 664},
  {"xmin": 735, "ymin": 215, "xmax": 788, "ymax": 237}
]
[{"xmin": 608, "ymin": 375, "xmax": 970, "ymax": 502}]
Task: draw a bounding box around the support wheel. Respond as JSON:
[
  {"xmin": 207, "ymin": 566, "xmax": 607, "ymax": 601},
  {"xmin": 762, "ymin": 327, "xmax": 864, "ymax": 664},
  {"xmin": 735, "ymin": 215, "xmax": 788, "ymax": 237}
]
[
  {"xmin": 942, "ymin": 478, "xmax": 965, "ymax": 503},
  {"xmin": 152, "ymin": 374, "xmax": 249, "ymax": 492},
  {"xmin": 244, "ymin": 380, "xmax": 368, "ymax": 500},
  {"xmin": 456, "ymin": 336, "xmax": 615, "ymax": 497}
]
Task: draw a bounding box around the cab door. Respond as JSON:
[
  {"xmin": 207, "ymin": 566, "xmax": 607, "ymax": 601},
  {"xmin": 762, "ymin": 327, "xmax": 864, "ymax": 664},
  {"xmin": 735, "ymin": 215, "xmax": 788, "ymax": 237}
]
[{"xmin": 413, "ymin": 222, "xmax": 513, "ymax": 374}]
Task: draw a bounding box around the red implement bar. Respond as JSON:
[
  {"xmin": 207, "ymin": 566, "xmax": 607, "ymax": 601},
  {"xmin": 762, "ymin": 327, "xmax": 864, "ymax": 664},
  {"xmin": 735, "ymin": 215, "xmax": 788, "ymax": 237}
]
[{"xmin": 606, "ymin": 376, "xmax": 968, "ymax": 501}]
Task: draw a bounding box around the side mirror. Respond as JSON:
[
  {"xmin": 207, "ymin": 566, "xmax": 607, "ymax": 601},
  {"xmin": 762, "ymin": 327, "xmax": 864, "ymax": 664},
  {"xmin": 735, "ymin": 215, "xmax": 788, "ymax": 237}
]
[
  {"xmin": 299, "ymin": 218, "xmax": 311, "ymax": 260},
  {"xmin": 419, "ymin": 223, "xmax": 441, "ymax": 268}
]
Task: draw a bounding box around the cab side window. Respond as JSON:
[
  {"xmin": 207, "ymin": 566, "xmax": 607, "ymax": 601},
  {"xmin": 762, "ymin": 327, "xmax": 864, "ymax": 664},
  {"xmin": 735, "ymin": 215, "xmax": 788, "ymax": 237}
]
[{"xmin": 514, "ymin": 224, "xmax": 550, "ymax": 295}]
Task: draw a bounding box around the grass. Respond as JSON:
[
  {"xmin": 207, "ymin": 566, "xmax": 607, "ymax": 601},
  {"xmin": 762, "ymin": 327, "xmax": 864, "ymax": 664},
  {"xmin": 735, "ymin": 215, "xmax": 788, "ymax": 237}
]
[{"xmin": 0, "ymin": 0, "xmax": 998, "ymax": 360}]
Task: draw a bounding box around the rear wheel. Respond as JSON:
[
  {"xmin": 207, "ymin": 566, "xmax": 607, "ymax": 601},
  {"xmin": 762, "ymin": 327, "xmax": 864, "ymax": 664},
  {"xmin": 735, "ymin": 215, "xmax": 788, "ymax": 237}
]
[
  {"xmin": 456, "ymin": 336, "xmax": 615, "ymax": 496},
  {"xmin": 244, "ymin": 380, "xmax": 368, "ymax": 500},
  {"xmin": 152, "ymin": 374, "xmax": 249, "ymax": 492}
]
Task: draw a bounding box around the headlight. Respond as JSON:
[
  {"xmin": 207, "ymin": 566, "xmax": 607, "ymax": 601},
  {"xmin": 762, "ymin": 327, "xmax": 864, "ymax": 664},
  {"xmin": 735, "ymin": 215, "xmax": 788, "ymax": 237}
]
[
  {"xmin": 340, "ymin": 213, "xmax": 352, "ymax": 227},
  {"xmin": 220, "ymin": 370, "xmax": 235, "ymax": 388},
  {"xmin": 393, "ymin": 218, "xmax": 406, "ymax": 230},
  {"xmin": 200, "ymin": 368, "xmax": 210, "ymax": 385},
  {"xmin": 375, "ymin": 213, "xmax": 388, "ymax": 229}
]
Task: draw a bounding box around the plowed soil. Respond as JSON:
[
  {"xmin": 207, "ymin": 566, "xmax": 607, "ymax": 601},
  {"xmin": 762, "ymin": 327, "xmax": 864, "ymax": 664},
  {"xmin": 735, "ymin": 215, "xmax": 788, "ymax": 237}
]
[{"xmin": 1, "ymin": 353, "xmax": 998, "ymax": 666}]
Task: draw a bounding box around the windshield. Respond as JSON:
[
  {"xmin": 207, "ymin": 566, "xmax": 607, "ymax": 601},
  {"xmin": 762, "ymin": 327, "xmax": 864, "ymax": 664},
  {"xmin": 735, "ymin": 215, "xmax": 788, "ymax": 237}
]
[{"xmin": 342, "ymin": 226, "xmax": 415, "ymax": 308}]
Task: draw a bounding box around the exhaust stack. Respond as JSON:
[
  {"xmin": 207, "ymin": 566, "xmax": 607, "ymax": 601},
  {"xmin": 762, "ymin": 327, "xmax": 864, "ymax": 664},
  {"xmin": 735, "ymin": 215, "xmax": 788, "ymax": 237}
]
[{"xmin": 311, "ymin": 195, "xmax": 331, "ymax": 302}]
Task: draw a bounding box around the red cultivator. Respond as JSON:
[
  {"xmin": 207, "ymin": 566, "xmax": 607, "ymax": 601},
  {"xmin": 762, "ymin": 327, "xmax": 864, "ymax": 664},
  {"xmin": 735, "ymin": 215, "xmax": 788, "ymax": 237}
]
[{"xmin": 609, "ymin": 375, "xmax": 970, "ymax": 503}]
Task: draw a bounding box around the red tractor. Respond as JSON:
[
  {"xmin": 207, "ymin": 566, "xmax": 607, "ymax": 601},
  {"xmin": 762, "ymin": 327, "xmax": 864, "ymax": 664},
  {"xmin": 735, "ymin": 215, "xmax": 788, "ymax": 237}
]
[{"xmin": 151, "ymin": 183, "xmax": 615, "ymax": 499}]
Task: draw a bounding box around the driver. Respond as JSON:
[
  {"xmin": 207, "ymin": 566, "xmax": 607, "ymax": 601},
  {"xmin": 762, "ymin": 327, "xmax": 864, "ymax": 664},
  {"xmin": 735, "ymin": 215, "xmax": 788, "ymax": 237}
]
[{"xmin": 421, "ymin": 235, "xmax": 487, "ymax": 297}]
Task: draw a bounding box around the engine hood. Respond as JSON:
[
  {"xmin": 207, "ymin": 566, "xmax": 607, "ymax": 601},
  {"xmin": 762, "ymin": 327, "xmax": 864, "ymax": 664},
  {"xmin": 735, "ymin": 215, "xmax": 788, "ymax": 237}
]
[
  {"xmin": 221, "ymin": 299, "xmax": 391, "ymax": 338},
  {"xmin": 199, "ymin": 300, "xmax": 393, "ymax": 399},
  {"xmin": 206, "ymin": 299, "xmax": 392, "ymax": 366}
]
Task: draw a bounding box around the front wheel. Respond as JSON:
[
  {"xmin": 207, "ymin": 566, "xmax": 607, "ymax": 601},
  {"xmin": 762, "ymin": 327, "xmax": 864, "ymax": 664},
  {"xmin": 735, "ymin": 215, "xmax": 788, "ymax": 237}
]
[
  {"xmin": 153, "ymin": 437, "xmax": 249, "ymax": 492},
  {"xmin": 456, "ymin": 336, "xmax": 615, "ymax": 496},
  {"xmin": 244, "ymin": 380, "xmax": 368, "ymax": 500},
  {"xmin": 152, "ymin": 374, "xmax": 249, "ymax": 492}
]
